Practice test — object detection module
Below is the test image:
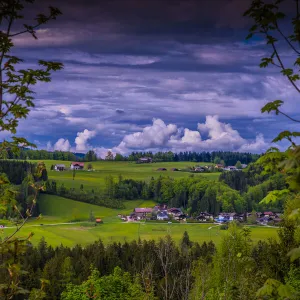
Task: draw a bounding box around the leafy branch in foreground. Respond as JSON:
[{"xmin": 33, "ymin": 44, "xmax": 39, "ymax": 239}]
[
  {"xmin": 245, "ymin": 0, "xmax": 300, "ymax": 274},
  {"xmin": 0, "ymin": 0, "xmax": 63, "ymax": 156}
]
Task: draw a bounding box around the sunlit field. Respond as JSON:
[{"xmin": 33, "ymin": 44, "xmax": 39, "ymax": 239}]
[
  {"xmin": 29, "ymin": 160, "xmax": 219, "ymax": 190},
  {"xmin": 2, "ymin": 194, "xmax": 278, "ymax": 248}
]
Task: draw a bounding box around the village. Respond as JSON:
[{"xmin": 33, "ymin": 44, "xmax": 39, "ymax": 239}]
[
  {"xmin": 119, "ymin": 204, "xmax": 282, "ymax": 226},
  {"xmin": 52, "ymin": 159, "xmax": 248, "ymax": 173}
]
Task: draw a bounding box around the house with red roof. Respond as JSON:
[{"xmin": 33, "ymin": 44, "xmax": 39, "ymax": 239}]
[{"xmin": 70, "ymin": 162, "xmax": 84, "ymax": 170}]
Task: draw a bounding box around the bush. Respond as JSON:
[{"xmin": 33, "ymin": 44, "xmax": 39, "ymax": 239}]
[{"xmin": 220, "ymin": 224, "xmax": 228, "ymax": 230}]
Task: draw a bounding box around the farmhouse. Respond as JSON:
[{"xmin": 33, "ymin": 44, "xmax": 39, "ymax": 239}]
[
  {"xmin": 194, "ymin": 167, "xmax": 205, "ymax": 172},
  {"xmin": 196, "ymin": 212, "xmax": 213, "ymax": 221},
  {"xmin": 138, "ymin": 157, "xmax": 153, "ymax": 163},
  {"xmin": 70, "ymin": 162, "xmax": 84, "ymax": 170},
  {"xmin": 168, "ymin": 208, "xmax": 182, "ymax": 216},
  {"xmin": 224, "ymin": 166, "xmax": 238, "ymax": 171},
  {"xmin": 157, "ymin": 211, "xmax": 169, "ymax": 220},
  {"xmin": 215, "ymin": 164, "xmax": 224, "ymax": 169},
  {"xmin": 134, "ymin": 207, "xmax": 153, "ymax": 217},
  {"xmin": 54, "ymin": 164, "xmax": 66, "ymax": 171}
]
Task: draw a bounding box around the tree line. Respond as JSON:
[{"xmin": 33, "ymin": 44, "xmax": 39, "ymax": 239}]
[
  {"xmin": 4, "ymin": 148, "xmax": 260, "ymax": 165},
  {"xmin": 115, "ymin": 151, "xmax": 260, "ymax": 165},
  {"xmin": 1, "ymin": 221, "xmax": 299, "ymax": 299},
  {"xmin": 0, "ymin": 161, "xmax": 47, "ymax": 221}
]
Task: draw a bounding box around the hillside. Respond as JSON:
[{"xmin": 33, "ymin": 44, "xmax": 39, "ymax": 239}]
[
  {"xmin": 37, "ymin": 194, "xmax": 156, "ymax": 223},
  {"xmin": 29, "ymin": 160, "xmax": 219, "ymax": 189},
  {"xmin": 2, "ymin": 194, "xmax": 278, "ymax": 248}
]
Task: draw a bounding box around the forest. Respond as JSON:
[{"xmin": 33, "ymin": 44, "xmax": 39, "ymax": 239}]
[
  {"xmin": 1, "ymin": 223, "xmax": 300, "ymax": 299},
  {"xmin": 5, "ymin": 148, "xmax": 260, "ymax": 165}
]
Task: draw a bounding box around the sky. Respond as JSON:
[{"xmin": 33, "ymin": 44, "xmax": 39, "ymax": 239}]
[{"xmin": 4, "ymin": 0, "xmax": 300, "ymax": 157}]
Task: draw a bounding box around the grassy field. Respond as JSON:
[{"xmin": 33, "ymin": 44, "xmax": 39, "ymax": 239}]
[
  {"xmin": 37, "ymin": 194, "xmax": 156, "ymax": 223},
  {"xmin": 2, "ymin": 194, "xmax": 279, "ymax": 248},
  {"xmin": 29, "ymin": 160, "xmax": 219, "ymax": 190}
]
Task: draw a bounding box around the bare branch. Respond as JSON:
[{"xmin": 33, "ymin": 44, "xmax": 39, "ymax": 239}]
[
  {"xmin": 278, "ymin": 110, "xmax": 300, "ymax": 123},
  {"xmin": 267, "ymin": 30, "xmax": 300, "ymax": 93},
  {"xmin": 275, "ymin": 20, "xmax": 300, "ymax": 55}
]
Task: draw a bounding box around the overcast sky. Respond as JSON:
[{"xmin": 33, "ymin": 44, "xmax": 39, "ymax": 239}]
[{"xmin": 5, "ymin": 0, "xmax": 300, "ymax": 157}]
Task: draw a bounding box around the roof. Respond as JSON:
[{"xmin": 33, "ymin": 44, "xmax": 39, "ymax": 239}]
[
  {"xmin": 264, "ymin": 211, "xmax": 273, "ymax": 215},
  {"xmin": 55, "ymin": 164, "xmax": 65, "ymax": 167},
  {"xmin": 95, "ymin": 218, "xmax": 102, "ymax": 222},
  {"xmin": 169, "ymin": 208, "xmax": 181, "ymax": 212},
  {"xmin": 134, "ymin": 208, "xmax": 153, "ymax": 213},
  {"xmin": 71, "ymin": 162, "xmax": 84, "ymax": 166}
]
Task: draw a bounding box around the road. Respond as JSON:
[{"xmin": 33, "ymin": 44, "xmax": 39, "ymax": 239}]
[{"xmin": 3, "ymin": 222, "xmax": 86, "ymax": 229}]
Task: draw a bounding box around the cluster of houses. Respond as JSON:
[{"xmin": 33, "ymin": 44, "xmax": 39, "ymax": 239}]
[
  {"xmin": 123, "ymin": 205, "xmax": 281, "ymax": 225},
  {"xmin": 126, "ymin": 205, "xmax": 187, "ymax": 222},
  {"xmin": 193, "ymin": 164, "xmax": 248, "ymax": 172},
  {"xmin": 54, "ymin": 162, "xmax": 85, "ymax": 171}
]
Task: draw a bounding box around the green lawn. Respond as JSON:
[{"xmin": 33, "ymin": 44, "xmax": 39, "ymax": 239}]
[
  {"xmin": 29, "ymin": 160, "xmax": 219, "ymax": 190},
  {"xmin": 2, "ymin": 194, "xmax": 279, "ymax": 248}
]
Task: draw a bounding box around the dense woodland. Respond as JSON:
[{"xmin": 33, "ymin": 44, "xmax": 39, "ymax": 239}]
[
  {"xmin": 1, "ymin": 223, "xmax": 300, "ymax": 299},
  {"xmin": 5, "ymin": 148, "xmax": 260, "ymax": 165}
]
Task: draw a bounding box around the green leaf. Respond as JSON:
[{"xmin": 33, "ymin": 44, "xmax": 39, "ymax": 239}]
[
  {"xmin": 261, "ymin": 100, "xmax": 283, "ymax": 114},
  {"xmin": 287, "ymin": 247, "xmax": 300, "ymax": 262},
  {"xmin": 272, "ymin": 131, "xmax": 300, "ymax": 143}
]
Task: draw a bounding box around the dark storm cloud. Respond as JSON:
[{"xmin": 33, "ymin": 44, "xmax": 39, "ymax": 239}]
[{"xmin": 7, "ymin": 0, "xmax": 299, "ymax": 154}]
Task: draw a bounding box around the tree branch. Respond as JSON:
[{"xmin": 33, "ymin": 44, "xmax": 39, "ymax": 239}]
[
  {"xmin": 278, "ymin": 110, "xmax": 300, "ymax": 123},
  {"xmin": 0, "ymin": 5, "xmax": 15, "ymax": 115},
  {"xmin": 268, "ymin": 33, "xmax": 300, "ymax": 93},
  {"xmin": 275, "ymin": 21, "xmax": 300, "ymax": 55},
  {"xmin": 2, "ymin": 183, "xmax": 38, "ymax": 244}
]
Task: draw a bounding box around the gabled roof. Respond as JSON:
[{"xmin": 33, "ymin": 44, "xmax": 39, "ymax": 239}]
[
  {"xmin": 71, "ymin": 162, "xmax": 84, "ymax": 166},
  {"xmin": 55, "ymin": 164, "xmax": 66, "ymax": 167},
  {"xmin": 134, "ymin": 208, "xmax": 153, "ymax": 213}
]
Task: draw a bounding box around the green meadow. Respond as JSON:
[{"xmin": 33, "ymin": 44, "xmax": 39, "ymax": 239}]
[
  {"xmin": 2, "ymin": 194, "xmax": 279, "ymax": 248},
  {"xmin": 29, "ymin": 160, "xmax": 219, "ymax": 190}
]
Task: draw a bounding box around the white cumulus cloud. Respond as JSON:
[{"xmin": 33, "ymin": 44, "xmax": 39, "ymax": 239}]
[
  {"xmin": 113, "ymin": 115, "xmax": 271, "ymax": 154},
  {"xmin": 75, "ymin": 129, "xmax": 96, "ymax": 152},
  {"xmin": 54, "ymin": 138, "xmax": 71, "ymax": 151},
  {"xmin": 121, "ymin": 118, "xmax": 178, "ymax": 149}
]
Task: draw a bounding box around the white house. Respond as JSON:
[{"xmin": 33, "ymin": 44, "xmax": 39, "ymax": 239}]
[
  {"xmin": 70, "ymin": 162, "xmax": 84, "ymax": 170},
  {"xmin": 157, "ymin": 212, "xmax": 169, "ymax": 221},
  {"xmin": 54, "ymin": 164, "xmax": 66, "ymax": 171}
]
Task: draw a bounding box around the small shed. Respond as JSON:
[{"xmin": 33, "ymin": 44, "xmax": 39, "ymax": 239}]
[{"xmin": 95, "ymin": 218, "xmax": 103, "ymax": 224}]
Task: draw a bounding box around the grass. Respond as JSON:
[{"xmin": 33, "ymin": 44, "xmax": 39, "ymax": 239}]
[
  {"xmin": 28, "ymin": 160, "xmax": 219, "ymax": 190},
  {"xmin": 2, "ymin": 194, "xmax": 279, "ymax": 248},
  {"xmin": 3, "ymin": 221, "xmax": 279, "ymax": 248},
  {"xmin": 37, "ymin": 194, "xmax": 155, "ymax": 223}
]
